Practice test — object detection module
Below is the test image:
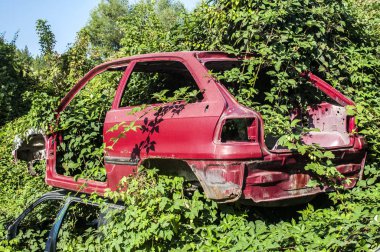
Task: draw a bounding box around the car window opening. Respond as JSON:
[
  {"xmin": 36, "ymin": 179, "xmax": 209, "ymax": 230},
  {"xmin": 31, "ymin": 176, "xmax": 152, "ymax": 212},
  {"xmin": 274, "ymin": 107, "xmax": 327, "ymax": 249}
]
[
  {"xmin": 15, "ymin": 200, "xmax": 64, "ymax": 250},
  {"xmin": 56, "ymin": 202, "xmax": 101, "ymax": 250},
  {"xmin": 119, "ymin": 61, "xmax": 202, "ymax": 107}
]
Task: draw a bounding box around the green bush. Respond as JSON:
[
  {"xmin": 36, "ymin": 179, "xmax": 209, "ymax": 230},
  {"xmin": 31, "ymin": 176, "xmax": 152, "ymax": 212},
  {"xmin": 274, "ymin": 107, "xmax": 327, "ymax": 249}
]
[
  {"xmin": 8, "ymin": 168, "xmax": 376, "ymax": 251},
  {"xmin": 0, "ymin": 0, "xmax": 379, "ymax": 251}
]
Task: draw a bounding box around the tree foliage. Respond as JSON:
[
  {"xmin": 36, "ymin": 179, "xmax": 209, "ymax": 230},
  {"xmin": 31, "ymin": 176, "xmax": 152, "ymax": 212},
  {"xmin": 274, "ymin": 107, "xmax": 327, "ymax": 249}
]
[
  {"xmin": 0, "ymin": 36, "xmax": 35, "ymax": 126},
  {"xmin": 35, "ymin": 19, "xmax": 56, "ymax": 56},
  {"xmin": 84, "ymin": 0, "xmax": 129, "ymax": 59},
  {"xmin": 83, "ymin": 0, "xmax": 185, "ymax": 60}
]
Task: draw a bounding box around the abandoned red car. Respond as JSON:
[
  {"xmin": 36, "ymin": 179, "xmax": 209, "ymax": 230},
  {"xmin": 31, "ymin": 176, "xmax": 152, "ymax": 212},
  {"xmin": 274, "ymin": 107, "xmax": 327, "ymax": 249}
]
[{"xmin": 15, "ymin": 51, "xmax": 367, "ymax": 206}]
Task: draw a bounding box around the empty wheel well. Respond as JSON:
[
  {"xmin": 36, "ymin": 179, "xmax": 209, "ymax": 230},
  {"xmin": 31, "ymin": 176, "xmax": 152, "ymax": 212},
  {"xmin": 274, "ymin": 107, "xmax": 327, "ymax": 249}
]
[{"xmin": 141, "ymin": 158, "xmax": 198, "ymax": 182}]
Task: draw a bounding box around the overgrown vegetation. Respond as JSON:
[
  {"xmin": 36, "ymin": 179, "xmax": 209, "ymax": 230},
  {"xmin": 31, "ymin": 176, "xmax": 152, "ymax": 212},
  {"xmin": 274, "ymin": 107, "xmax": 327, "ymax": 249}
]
[
  {"xmin": 0, "ymin": 36, "xmax": 35, "ymax": 126},
  {"xmin": 0, "ymin": 0, "xmax": 379, "ymax": 250}
]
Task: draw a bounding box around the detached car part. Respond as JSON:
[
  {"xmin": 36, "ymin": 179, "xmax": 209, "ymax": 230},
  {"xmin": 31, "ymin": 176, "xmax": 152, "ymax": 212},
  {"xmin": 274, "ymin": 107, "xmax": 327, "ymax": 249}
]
[
  {"xmin": 13, "ymin": 128, "xmax": 46, "ymax": 176},
  {"xmin": 7, "ymin": 190, "xmax": 124, "ymax": 252}
]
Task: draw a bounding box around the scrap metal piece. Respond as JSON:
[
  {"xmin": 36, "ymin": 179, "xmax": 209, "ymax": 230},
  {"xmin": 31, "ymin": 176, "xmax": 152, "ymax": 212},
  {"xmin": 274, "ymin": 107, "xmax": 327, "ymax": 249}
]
[{"xmin": 13, "ymin": 128, "xmax": 46, "ymax": 176}]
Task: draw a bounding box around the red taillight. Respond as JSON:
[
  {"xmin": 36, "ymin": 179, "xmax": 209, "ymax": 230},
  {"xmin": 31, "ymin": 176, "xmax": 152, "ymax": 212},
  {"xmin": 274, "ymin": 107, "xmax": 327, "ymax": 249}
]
[{"xmin": 348, "ymin": 116, "xmax": 356, "ymax": 133}]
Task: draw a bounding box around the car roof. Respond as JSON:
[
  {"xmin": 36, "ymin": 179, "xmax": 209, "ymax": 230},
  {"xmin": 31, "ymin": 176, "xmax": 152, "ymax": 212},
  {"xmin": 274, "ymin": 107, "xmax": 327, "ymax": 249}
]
[
  {"xmin": 102, "ymin": 51, "xmax": 241, "ymax": 66},
  {"xmin": 57, "ymin": 51, "xmax": 241, "ymax": 112}
]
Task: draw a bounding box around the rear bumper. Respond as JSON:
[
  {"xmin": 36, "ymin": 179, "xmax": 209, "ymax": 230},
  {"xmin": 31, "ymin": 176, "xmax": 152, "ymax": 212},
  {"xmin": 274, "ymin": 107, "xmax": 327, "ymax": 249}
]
[
  {"xmin": 242, "ymin": 162, "xmax": 364, "ymax": 206},
  {"xmin": 186, "ymin": 150, "xmax": 366, "ymax": 206}
]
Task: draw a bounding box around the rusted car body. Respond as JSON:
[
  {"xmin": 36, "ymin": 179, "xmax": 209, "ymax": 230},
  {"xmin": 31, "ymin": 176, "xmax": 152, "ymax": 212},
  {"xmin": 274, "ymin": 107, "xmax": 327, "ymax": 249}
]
[{"xmin": 18, "ymin": 52, "xmax": 366, "ymax": 206}]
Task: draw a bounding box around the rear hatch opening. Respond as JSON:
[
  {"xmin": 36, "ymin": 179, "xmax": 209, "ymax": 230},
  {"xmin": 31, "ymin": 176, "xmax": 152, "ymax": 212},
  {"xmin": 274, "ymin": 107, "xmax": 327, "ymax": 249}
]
[
  {"xmin": 265, "ymin": 72, "xmax": 355, "ymax": 153},
  {"xmin": 204, "ymin": 60, "xmax": 356, "ymax": 152}
]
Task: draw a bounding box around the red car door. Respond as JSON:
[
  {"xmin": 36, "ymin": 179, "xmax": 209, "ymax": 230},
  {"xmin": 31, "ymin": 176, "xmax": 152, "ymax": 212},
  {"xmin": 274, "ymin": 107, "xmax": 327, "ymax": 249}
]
[{"xmin": 103, "ymin": 54, "xmax": 226, "ymax": 190}]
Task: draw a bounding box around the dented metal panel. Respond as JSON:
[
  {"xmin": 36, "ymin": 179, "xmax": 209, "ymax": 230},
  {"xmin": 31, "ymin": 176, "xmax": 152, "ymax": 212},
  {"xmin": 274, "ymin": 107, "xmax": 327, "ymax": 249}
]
[{"xmin": 187, "ymin": 161, "xmax": 244, "ymax": 202}]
